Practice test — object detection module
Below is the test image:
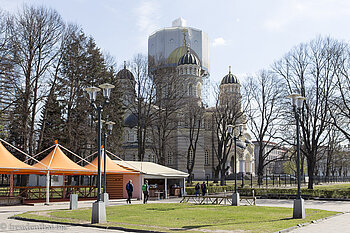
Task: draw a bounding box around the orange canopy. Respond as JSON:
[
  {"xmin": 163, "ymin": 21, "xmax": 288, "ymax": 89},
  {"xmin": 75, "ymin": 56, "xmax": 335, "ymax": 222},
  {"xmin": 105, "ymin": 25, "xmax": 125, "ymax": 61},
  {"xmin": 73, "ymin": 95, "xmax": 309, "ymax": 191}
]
[
  {"xmin": 32, "ymin": 145, "xmax": 96, "ymax": 175},
  {"xmin": 84, "ymin": 151, "xmax": 138, "ymax": 174},
  {"xmin": 0, "ymin": 141, "xmax": 44, "ymax": 174}
]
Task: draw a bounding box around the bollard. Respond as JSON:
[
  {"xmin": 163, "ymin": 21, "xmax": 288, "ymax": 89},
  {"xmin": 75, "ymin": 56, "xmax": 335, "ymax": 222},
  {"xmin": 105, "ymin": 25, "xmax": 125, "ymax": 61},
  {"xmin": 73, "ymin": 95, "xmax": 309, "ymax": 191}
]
[{"xmin": 70, "ymin": 194, "xmax": 78, "ymax": 210}]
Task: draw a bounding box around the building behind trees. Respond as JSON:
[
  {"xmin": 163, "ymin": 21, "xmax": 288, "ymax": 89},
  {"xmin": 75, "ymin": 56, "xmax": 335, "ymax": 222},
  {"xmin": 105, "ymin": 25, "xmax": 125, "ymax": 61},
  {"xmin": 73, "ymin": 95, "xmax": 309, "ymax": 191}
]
[{"xmin": 118, "ymin": 19, "xmax": 255, "ymax": 181}]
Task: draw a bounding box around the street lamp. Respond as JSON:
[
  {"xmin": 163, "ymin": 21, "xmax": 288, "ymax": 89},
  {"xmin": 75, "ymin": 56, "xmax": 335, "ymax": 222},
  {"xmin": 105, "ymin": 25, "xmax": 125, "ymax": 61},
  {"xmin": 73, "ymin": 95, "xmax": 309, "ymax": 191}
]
[
  {"xmin": 102, "ymin": 120, "xmax": 115, "ymax": 206},
  {"xmin": 287, "ymin": 93, "xmax": 306, "ymax": 219},
  {"xmin": 227, "ymin": 124, "xmax": 244, "ymax": 206},
  {"xmin": 85, "ymin": 83, "xmax": 115, "ymax": 224}
]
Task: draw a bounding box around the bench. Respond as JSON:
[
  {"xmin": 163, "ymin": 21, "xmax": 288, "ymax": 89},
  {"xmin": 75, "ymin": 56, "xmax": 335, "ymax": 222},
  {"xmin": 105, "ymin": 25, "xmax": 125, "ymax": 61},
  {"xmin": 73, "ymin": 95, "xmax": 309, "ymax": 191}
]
[{"xmin": 180, "ymin": 194, "xmax": 256, "ymax": 205}]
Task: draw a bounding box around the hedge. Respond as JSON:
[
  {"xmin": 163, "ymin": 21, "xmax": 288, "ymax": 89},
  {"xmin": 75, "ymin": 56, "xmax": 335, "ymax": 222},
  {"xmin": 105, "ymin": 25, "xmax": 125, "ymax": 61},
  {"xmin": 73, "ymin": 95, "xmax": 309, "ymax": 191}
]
[{"xmin": 185, "ymin": 186, "xmax": 350, "ymax": 199}]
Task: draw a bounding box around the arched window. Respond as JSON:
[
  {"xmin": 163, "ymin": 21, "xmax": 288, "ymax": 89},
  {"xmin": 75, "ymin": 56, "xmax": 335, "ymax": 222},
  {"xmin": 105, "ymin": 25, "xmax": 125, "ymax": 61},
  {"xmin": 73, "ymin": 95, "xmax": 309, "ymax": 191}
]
[
  {"xmin": 197, "ymin": 83, "xmax": 201, "ymax": 98},
  {"xmin": 188, "ymin": 148, "xmax": 194, "ymax": 166},
  {"xmin": 189, "ymin": 84, "xmax": 193, "ymax": 96},
  {"xmin": 205, "ymin": 150, "xmax": 209, "ymax": 165},
  {"xmin": 167, "ymin": 152, "xmax": 173, "ymax": 165},
  {"xmin": 128, "ymin": 132, "xmax": 134, "ymax": 142}
]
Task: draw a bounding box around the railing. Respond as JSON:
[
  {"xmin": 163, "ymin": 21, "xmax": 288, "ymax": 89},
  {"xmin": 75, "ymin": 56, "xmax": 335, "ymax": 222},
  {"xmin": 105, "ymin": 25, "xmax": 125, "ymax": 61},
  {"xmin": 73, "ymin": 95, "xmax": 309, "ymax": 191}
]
[
  {"xmin": 190, "ymin": 175, "xmax": 350, "ymax": 190},
  {"xmin": 0, "ymin": 186, "xmax": 97, "ymax": 200}
]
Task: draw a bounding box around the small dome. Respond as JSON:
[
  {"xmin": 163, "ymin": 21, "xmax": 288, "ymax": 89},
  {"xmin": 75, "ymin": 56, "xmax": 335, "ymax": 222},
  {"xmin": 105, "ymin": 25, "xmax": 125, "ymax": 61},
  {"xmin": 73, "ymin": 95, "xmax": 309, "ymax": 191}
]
[
  {"xmin": 178, "ymin": 48, "xmax": 200, "ymax": 66},
  {"xmin": 221, "ymin": 66, "xmax": 239, "ymax": 84},
  {"xmin": 117, "ymin": 61, "xmax": 134, "ymax": 81}
]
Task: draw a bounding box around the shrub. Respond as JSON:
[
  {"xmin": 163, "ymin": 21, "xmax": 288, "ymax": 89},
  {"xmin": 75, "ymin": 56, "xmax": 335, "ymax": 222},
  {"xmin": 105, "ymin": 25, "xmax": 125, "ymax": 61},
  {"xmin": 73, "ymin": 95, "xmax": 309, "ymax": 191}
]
[{"xmin": 185, "ymin": 186, "xmax": 350, "ymax": 199}]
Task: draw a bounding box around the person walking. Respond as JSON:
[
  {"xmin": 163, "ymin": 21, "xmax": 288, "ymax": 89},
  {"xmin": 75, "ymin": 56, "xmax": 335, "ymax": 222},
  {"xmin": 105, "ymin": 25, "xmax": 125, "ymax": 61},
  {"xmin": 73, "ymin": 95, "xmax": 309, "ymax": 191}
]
[
  {"xmin": 142, "ymin": 180, "xmax": 149, "ymax": 204},
  {"xmin": 126, "ymin": 180, "xmax": 133, "ymax": 204},
  {"xmin": 195, "ymin": 183, "xmax": 200, "ymax": 196},
  {"xmin": 201, "ymin": 181, "xmax": 207, "ymax": 196}
]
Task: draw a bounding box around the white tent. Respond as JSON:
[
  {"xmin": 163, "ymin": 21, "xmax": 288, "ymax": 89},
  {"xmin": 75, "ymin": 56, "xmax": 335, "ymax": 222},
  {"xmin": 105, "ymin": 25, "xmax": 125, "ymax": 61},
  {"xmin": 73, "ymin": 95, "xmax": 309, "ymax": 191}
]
[{"xmin": 114, "ymin": 161, "xmax": 188, "ymax": 199}]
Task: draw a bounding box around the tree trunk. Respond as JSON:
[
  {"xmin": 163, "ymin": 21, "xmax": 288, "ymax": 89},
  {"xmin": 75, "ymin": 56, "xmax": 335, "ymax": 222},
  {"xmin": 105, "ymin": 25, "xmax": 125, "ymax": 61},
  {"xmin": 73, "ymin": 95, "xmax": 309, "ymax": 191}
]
[{"xmin": 307, "ymin": 157, "xmax": 316, "ymax": 189}]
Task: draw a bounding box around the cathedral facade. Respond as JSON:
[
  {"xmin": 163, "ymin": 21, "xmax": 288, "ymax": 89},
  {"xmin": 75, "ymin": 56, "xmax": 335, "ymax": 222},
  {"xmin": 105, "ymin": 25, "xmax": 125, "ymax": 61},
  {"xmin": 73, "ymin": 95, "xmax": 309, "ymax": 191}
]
[{"xmin": 118, "ymin": 19, "xmax": 255, "ymax": 180}]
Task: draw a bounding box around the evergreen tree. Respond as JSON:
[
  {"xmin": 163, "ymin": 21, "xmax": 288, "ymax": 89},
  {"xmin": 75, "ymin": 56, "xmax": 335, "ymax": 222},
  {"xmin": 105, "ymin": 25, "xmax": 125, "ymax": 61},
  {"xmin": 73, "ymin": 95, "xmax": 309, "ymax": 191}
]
[{"xmin": 37, "ymin": 94, "xmax": 64, "ymax": 156}]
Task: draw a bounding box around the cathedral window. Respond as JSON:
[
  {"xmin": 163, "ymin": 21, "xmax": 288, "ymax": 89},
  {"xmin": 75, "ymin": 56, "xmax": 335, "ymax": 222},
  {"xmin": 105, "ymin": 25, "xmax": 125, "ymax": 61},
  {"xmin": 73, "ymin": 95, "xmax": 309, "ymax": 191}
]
[
  {"xmin": 197, "ymin": 83, "xmax": 201, "ymax": 98},
  {"xmin": 188, "ymin": 148, "xmax": 194, "ymax": 166},
  {"xmin": 205, "ymin": 150, "xmax": 210, "ymax": 165},
  {"xmin": 167, "ymin": 152, "xmax": 173, "ymax": 165},
  {"xmin": 189, "ymin": 84, "xmax": 193, "ymax": 96},
  {"xmin": 128, "ymin": 132, "xmax": 134, "ymax": 142}
]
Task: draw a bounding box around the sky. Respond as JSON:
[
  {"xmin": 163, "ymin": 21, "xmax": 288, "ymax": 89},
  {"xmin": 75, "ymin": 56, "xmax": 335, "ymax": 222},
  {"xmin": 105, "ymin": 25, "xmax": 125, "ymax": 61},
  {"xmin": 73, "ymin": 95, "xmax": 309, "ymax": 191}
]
[{"xmin": 2, "ymin": 0, "xmax": 350, "ymax": 104}]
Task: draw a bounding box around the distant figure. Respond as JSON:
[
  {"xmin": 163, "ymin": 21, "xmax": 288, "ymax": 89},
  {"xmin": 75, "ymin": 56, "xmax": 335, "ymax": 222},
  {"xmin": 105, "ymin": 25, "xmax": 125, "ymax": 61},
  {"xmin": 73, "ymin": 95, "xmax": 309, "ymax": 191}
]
[
  {"xmin": 126, "ymin": 180, "xmax": 133, "ymax": 204},
  {"xmin": 201, "ymin": 182, "xmax": 207, "ymax": 196},
  {"xmin": 142, "ymin": 180, "xmax": 149, "ymax": 204},
  {"xmin": 195, "ymin": 183, "xmax": 200, "ymax": 196}
]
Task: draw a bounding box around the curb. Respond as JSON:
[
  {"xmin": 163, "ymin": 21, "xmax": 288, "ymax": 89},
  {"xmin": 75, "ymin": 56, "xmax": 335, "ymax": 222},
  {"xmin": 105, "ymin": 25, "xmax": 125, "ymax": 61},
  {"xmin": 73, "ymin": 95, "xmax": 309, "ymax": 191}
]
[
  {"xmin": 9, "ymin": 216, "xmax": 166, "ymax": 233},
  {"xmin": 274, "ymin": 212, "xmax": 345, "ymax": 233}
]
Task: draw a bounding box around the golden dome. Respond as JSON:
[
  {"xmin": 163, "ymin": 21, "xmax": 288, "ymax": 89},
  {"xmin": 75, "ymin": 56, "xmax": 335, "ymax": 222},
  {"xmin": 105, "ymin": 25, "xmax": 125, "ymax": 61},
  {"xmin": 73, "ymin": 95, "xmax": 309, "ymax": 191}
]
[{"xmin": 167, "ymin": 46, "xmax": 198, "ymax": 64}]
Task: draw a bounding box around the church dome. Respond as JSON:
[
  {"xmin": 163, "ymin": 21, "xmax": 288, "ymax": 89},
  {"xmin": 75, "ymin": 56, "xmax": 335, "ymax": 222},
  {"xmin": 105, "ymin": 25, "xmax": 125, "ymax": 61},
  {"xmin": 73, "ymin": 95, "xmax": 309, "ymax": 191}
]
[
  {"xmin": 221, "ymin": 66, "xmax": 239, "ymax": 84},
  {"xmin": 167, "ymin": 45, "xmax": 199, "ymax": 65},
  {"xmin": 178, "ymin": 48, "xmax": 200, "ymax": 66},
  {"xmin": 116, "ymin": 61, "xmax": 134, "ymax": 80}
]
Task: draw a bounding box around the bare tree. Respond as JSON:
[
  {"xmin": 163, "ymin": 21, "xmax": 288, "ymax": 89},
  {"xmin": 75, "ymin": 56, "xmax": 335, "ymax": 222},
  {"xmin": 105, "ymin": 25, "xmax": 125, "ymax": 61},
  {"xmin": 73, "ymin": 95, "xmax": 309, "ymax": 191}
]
[
  {"xmin": 150, "ymin": 69, "xmax": 186, "ymax": 165},
  {"xmin": 329, "ymin": 46, "xmax": 350, "ymax": 142},
  {"xmin": 127, "ymin": 54, "xmax": 156, "ymax": 161},
  {"xmin": 273, "ymin": 37, "xmax": 345, "ymax": 189},
  {"xmin": 36, "ymin": 24, "xmax": 77, "ymax": 153},
  {"xmin": 212, "ymin": 83, "xmax": 244, "ymax": 185},
  {"xmin": 8, "ymin": 6, "xmax": 64, "ymax": 154},
  {"xmin": 243, "ymin": 70, "xmax": 285, "ymax": 184},
  {"xmin": 182, "ymin": 100, "xmax": 204, "ymax": 183}
]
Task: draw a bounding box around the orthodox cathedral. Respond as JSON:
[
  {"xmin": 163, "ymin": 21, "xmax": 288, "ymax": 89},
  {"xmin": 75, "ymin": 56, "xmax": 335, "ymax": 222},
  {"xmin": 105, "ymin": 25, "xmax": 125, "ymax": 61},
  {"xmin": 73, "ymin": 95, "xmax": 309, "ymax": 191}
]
[{"xmin": 117, "ymin": 18, "xmax": 255, "ymax": 180}]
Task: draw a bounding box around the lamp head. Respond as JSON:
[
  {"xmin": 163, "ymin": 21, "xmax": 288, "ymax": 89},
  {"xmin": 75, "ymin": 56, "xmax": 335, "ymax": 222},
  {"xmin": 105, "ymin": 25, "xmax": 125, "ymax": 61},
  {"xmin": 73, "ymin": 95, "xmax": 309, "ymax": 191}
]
[
  {"xmin": 236, "ymin": 123, "xmax": 244, "ymax": 137},
  {"xmin": 286, "ymin": 93, "xmax": 301, "ymax": 107},
  {"xmin": 227, "ymin": 125, "xmax": 234, "ymax": 135},
  {"xmin": 84, "ymin": 86, "xmax": 101, "ymax": 102},
  {"xmin": 106, "ymin": 121, "xmax": 116, "ymax": 134},
  {"xmin": 296, "ymin": 96, "xmax": 306, "ymax": 109},
  {"xmin": 99, "ymin": 83, "xmax": 115, "ymax": 99}
]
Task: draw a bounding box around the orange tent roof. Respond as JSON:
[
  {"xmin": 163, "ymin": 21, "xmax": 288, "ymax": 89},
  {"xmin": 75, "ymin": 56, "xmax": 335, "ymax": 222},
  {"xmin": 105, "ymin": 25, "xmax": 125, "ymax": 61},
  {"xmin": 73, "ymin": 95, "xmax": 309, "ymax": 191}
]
[
  {"xmin": 84, "ymin": 151, "xmax": 138, "ymax": 174},
  {"xmin": 32, "ymin": 145, "xmax": 96, "ymax": 175},
  {"xmin": 0, "ymin": 141, "xmax": 44, "ymax": 174}
]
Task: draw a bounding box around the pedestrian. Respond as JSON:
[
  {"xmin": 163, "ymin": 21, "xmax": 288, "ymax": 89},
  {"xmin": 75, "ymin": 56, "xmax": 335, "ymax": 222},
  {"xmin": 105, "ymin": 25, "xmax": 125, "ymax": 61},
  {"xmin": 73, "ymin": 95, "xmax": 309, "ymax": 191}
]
[
  {"xmin": 142, "ymin": 180, "xmax": 149, "ymax": 204},
  {"xmin": 126, "ymin": 180, "xmax": 133, "ymax": 204},
  {"xmin": 201, "ymin": 181, "xmax": 207, "ymax": 196},
  {"xmin": 195, "ymin": 183, "xmax": 200, "ymax": 196}
]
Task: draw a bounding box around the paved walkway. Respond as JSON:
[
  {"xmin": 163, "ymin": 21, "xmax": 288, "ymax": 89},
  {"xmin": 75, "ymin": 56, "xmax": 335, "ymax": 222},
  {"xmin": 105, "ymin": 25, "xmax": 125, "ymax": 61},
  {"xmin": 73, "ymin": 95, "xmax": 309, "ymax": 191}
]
[
  {"xmin": 0, "ymin": 199, "xmax": 134, "ymax": 232},
  {"xmin": 0, "ymin": 198, "xmax": 349, "ymax": 232},
  {"xmin": 256, "ymin": 199, "xmax": 350, "ymax": 232}
]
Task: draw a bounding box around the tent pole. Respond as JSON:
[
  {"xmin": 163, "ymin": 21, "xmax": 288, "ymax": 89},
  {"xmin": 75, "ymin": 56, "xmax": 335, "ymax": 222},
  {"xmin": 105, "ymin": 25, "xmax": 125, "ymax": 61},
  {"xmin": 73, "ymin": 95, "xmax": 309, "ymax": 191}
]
[
  {"xmin": 62, "ymin": 174, "xmax": 65, "ymax": 199},
  {"xmin": 183, "ymin": 178, "xmax": 186, "ymax": 196},
  {"xmin": 140, "ymin": 174, "xmax": 143, "ymax": 200},
  {"xmin": 10, "ymin": 172, "xmax": 13, "ymax": 197},
  {"xmin": 164, "ymin": 178, "xmax": 168, "ymax": 199},
  {"xmin": 46, "ymin": 171, "xmax": 50, "ymax": 205}
]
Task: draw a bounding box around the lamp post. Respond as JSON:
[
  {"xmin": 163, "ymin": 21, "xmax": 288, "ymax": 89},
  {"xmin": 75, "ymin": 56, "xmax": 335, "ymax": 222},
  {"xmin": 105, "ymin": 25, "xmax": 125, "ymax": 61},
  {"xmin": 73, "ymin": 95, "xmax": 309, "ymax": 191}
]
[
  {"xmin": 85, "ymin": 83, "xmax": 114, "ymax": 224},
  {"xmin": 102, "ymin": 120, "xmax": 115, "ymax": 206},
  {"xmin": 227, "ymin": 124, "xmax": 243, "ymax": 206},
  {"xmin": 287, "ymin": 93, "xmax": 306, "ymax": 219}
]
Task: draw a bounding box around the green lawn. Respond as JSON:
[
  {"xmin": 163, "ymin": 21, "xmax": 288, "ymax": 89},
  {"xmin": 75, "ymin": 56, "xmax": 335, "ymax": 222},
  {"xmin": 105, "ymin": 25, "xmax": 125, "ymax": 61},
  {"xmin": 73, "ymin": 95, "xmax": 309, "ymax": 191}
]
[
  {"xmin": 314, "ymin": 183, "xmax": 350, "ymax": 191},
  {"xmin": 16, "ymin": 203, "xmax": 338, "ymax": 233}
]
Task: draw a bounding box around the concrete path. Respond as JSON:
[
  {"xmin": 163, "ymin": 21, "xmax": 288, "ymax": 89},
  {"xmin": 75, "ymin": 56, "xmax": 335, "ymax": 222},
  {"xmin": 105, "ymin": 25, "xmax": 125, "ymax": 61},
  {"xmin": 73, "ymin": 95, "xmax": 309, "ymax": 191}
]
[
  {"xmin": 256, "ymin": 199, "xmax": 350, "ymax": 233},
  {"xmin": 0, "ymin": 199, "xmax": 135, "ymax": 232},
  {"xmin": 0, "ymin": 198, "xmax": 349, "ymax": 232}
]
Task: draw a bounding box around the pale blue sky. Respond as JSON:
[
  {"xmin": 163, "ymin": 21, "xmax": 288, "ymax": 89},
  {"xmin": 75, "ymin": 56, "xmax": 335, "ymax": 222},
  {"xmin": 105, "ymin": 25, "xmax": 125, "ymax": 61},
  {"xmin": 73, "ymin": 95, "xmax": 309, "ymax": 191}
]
[{"xmin": 2, "ymin": 0, "xmax": 350, "ymax": 91}]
